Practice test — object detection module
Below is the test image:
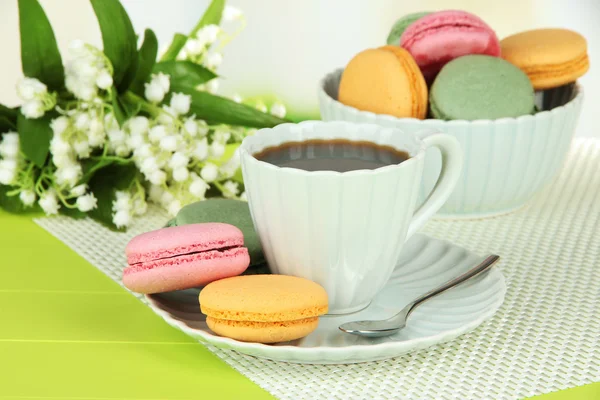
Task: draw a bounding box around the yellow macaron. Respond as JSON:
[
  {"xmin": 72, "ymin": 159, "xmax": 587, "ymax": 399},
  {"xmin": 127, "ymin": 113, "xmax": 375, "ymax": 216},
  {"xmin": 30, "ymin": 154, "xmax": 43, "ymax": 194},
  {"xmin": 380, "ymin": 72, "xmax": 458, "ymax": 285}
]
[
  {"xmin": 500, "ymin": 28, "xmax": 589, "ymax": 90},
  {"xmin": 199, "ymin": 275, "xmax": 328, "ymax": 343},
  {"xmin": 338, "ymin": 46, "xmax": 428, "ymax": 119}
]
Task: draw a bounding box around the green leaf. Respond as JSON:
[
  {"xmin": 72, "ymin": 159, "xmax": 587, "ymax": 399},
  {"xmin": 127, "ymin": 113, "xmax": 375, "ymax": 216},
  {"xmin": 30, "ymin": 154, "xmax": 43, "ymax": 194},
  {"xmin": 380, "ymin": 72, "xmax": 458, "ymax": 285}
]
[
  {"xmin": 88, "ymin": 163, "xmax": 137, "ymax": 231},
  {"xmin": 159, "ymin": 33, "xmax": 188, "ymax": 62},
  {"xmin": 17, "ymin": 111, "xmax": 54, "ymax": 168},
  {"xmin": 0, "ymin": 185, "xmax": 40, "ymax": 214},
  {"xmin": 0, "ymin": 117, "xmax": 16, "ymax": 133},
  {"xmin": 110, "ymin": 89, "xmax": 136, "ymax": 127},
  {"xmin": 90, "ymin": 0, "xmax": 138, "ymax": 89},
  {"xmin": 190, "ymin": 0, "xmax": 225, "ymax": 37},
  {"xmin": 58, "ymin": 206, "xmax": 86, "ymax": 219},
  {"xmin": 153, "ymin": 61, "xmax": 216, "ymax": 89},
  {"xmin": 169, "ymin": 84, "xmax": 288, "ymax": 128},
  {"xmin": 130, "ymin": 29, "xmax": 159, "ymax": 95},
  {"xmin": 0, "ymin": 104, "xmax": 18, "ymax": 121},
  {"xmin": 79, "ymin": 157, "xmax": 132, "ymax": 184},
  {"xmin": 18, "ymin": 0, "xmax": 64, "ymax": 90}
]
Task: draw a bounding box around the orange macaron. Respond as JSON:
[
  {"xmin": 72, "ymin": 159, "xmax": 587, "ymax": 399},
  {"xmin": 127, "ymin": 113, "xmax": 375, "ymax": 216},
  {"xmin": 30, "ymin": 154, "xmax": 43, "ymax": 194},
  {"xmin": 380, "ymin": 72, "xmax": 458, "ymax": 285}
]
[
  {"xmin": 338, "ymin": 46, "xmax": 428, "ymax": 119},
  {"xmin": 200, "ymin": 275, "xmax": 328, "ymax": 343},
  {"xmin": 500, "ymin": 28, "xmax": 589, "ymax": 90}
]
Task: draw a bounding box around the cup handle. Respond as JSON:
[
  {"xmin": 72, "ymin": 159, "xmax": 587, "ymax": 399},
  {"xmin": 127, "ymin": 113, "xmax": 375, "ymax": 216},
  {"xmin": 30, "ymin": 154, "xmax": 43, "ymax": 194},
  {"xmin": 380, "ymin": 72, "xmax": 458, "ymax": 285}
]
[{"xmin": 406, "ymin": 132, "xmax": 463, "ymax": 238}]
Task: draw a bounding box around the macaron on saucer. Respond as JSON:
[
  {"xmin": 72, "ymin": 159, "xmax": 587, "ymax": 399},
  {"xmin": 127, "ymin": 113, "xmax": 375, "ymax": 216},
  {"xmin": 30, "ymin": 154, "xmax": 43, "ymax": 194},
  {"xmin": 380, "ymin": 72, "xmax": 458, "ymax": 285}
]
[
  {"xmin": 123, "ymin": 223, "xmax": 250, "ymax": 294},
  {"xmin": 145, "ymin": 234, "xmax": 506, "ymax": 363}
]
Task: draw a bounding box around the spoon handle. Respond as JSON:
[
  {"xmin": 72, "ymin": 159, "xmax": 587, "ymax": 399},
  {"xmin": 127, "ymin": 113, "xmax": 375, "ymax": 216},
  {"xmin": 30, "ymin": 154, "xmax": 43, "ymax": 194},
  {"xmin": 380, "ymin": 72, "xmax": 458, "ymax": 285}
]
[{"xmin": 403, "ymin": 254, "xmax": 500, "ymax": 320}]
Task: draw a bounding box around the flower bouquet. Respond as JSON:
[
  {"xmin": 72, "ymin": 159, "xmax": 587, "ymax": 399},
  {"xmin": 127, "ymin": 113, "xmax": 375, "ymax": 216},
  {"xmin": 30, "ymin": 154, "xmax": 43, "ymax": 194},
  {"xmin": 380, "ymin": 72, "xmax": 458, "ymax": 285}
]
[{"xmin": 0, "ymin": 0, "xmax": 287, "ymax": 229}]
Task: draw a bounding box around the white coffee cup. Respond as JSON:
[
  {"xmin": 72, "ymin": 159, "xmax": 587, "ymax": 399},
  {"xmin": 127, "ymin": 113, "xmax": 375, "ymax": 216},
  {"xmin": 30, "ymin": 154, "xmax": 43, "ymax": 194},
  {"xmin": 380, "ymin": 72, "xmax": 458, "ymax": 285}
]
[{"xmin": 240, "ymin": 121, "xmax": 462, "ymax": 314}]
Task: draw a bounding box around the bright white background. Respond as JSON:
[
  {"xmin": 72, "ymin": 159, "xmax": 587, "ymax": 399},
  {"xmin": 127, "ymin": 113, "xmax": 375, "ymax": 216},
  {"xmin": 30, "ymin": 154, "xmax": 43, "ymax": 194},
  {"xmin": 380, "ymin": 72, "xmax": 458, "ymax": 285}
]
[{"xmin": 0, "ymin": 0, "xmax": 597, "ymax": 136}]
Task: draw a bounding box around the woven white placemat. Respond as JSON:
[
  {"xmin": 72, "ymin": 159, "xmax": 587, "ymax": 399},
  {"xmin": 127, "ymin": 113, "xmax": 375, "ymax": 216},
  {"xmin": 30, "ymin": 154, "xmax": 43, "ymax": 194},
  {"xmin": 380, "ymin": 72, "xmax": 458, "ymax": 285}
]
[{"xmin": 35, "ymin": 138, "xmax": 600, "ymax": 400}]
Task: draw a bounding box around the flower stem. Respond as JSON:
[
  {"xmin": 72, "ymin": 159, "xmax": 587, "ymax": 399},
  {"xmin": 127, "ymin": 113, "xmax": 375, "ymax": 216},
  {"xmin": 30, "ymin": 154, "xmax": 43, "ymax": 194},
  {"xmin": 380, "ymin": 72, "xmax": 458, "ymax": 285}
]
[{"xmin": 123, "ymin": 91, "xmax": 161, "ymax": 118}]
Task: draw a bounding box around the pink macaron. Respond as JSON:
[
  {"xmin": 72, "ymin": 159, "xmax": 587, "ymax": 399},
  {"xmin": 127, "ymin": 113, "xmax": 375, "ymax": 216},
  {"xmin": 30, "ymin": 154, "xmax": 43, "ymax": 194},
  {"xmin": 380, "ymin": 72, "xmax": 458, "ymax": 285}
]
[
  {"xmin": 400, "ymin": 10, "xmax": 501, "ymax": 81},
  {"xmin": 123, "ymin": 223, "xmax": 250, "ymax": 294}
]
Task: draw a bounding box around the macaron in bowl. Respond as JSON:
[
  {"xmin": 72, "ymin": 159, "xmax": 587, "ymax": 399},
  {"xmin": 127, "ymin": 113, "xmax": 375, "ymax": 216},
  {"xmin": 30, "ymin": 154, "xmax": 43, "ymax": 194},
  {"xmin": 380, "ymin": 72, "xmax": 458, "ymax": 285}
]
[
  {"xmin": 399, "ymin": 10, "xmax": 501, "ymax": 82},
  {"xmin": 123, "ymin": 223, "xmax": 250, "ymax": 294},
  {"xmin": 319, "ymin": 58, "xmax": 583, "ymax": 217}
]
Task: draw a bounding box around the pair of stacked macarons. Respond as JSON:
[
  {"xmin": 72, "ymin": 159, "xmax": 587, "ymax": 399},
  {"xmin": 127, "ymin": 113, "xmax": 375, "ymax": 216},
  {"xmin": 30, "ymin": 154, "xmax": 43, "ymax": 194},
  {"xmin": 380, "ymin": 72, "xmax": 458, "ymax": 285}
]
[
  {"xmin": 339, "ymin": 10, "xmax": 589, "ymax": 121},
  {"xmin": 122, "ymin": 199, "xmax": 328, "ymax": 343}
]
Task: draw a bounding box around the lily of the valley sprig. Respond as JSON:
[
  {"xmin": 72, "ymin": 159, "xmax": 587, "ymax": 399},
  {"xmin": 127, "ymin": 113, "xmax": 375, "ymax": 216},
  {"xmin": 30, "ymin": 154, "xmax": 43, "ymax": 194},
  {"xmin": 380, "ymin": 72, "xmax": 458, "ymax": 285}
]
[{"xmin": 0, "ymin": 0, "xmax": 288, "ymax": 230}]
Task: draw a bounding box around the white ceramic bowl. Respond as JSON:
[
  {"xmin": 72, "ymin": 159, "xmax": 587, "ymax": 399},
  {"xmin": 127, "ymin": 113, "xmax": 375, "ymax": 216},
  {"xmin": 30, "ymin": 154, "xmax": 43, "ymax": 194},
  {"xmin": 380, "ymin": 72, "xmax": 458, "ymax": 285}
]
[{"xmin": 318, "ymin": 69, "xmax": 584, "ymax": 217}]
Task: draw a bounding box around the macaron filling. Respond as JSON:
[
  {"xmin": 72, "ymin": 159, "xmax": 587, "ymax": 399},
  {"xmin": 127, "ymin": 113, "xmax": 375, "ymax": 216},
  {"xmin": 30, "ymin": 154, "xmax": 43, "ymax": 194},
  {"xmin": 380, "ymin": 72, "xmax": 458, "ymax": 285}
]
[
  {"xmin": 127, "ymin": 237, "xmax": 244, "ymax": 265},
  {"xmin": 124, "ymin": 245, "xmax": 248, "ymax": 274}
]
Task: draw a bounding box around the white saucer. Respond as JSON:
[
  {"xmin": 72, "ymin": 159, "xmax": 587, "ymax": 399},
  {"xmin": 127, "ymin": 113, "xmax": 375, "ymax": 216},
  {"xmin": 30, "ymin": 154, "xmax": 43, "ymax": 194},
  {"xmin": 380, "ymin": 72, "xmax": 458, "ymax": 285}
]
[{"xmin": 145, "ymin": 234, "xmax": 506, "ymax": 364}]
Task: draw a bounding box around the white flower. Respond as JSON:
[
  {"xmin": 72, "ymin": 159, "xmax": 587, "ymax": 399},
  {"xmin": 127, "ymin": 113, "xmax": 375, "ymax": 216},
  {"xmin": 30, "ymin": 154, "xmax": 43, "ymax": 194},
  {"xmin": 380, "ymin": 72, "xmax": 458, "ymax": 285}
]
[
  {"xmin": 127, "ymin": 133, "xmax": 145, "ymax": 150},
  {"xmin": 128, "ymin": 116, "xmax": 149, "ymax": 136},
  {"xmin": 210, "ymin": 141, "xmax": 225, "ymax": 158},
  {"xmin": 270, "ymin": 102, "xmax": 287, "ymax": 118},
  {"xmin": 167, "ymin": 199, "xmax": 182, "ymax": 216},
  {"xmin": 170, "ymin": 93, "xmax": 191, "ymax": 115},
  {"xmin": 68, "ymin": 40, "xmax": 86, "ymax": 55},
  {"xmin": 50, "ymin": 136, "xmax": 71, "ymax": 157},
  {"xmin": 145, "ymin": 81, "xmax": 165, "ymax": 103},
  {"xmin": 21, "ymin": 99, "xmax": 44, "ymax": 119},
  {"xmin": 205, "ymin": 78, "xmax": 219, "ymax": 93},
  {"xmin": 160, "ymin": 135, "xmax": 178, "ymax": 152},
  {"xmin": 88, "ymin": 114, "xmax": 103, "ymax": 135},
  {"xmin": 204, "ymin": 52, "xmax": 223, "ymax": 69},
  {"xmin": 74, "ymin": 112, "xmax": 90, "ymax": 131},
  {"xmin": 149, "ymin": 169, "xmax": 167, "ymax": 185},
  {"xmin": 220, "ymin": 149, "xmax": 240, "ymax": 177},
  {"xmin": 104, "ymin": 113, "xmax": 119, "ymax": 131},
  {"xmin": 95, "ymin": 69, "xmax": 113, "ymax": 89},
  {"xmin": 0, "ymin": 160, "xmax": 16, "ymax": 184},
  {"xmin": 223, "ymin": 6, "xmax": 243, "ymax": 22},
  {"xmin": 113, "ymin": 210, "xmax": 131, "ymax": 228},
  {"xmin": 73, "ymin": 140, "xmax": 91, "ymax": 158},
  {"xmin": 189, "ymin": 176, "xmax": 209, "ymax": 198},
  {"xmin": 148, "ymin": 185, "xmax": 164, "ymax": 202},
  {"xmin": 39, "ymin": 190, "xmax": 60, "ymax": 215},
  {"xmin": 55, "ymin": 163, "xmax": 82, "ymax": 188},
  {"xmin": 76, "ymin": 193, "xmax": 98, "ymax": 212},
  {"xmin": 16, "ymin": 77, "xmax": 47, "ymax": 101},
  {"xmin": 221, "ymin": 180, "xmax": 239, "ymax": 198},
  {"xmin": 70, "ymin": 184, "xmax": 87, "ymax": 197},
  {"xmin": 113, "ymin": 190, "xmax": 131, "ymax": 211},
  {"xmin": 132, "ymin": 197, "xmax": 148, "ymax": 215},
  {"xmin": 0, "ymin": 132, "xmax": 20, "ymax": 159},
  {"xmin": 231, "ymin": 93, "xmax": 242, "ymax": 103},
  {"xmin": 50, "ymin": 117, "xmax": 70, "ymax": 137},
  {"xmin": 255, "ymin": 102, "xmax": 268, "ymax": 113},
  {"xmin": 183, "ymin": 118, "xmax": 198, "ymax": 136},
  {"xmin": 213, "ymin": 128, "xmax": 231, "ymax": 143},
  {"xmin": 107, "ymin": 128, "xmax": 126, "ymax": 144},
  {"xmin": 200, "ymin": 162, "xmax": 218, "ymax": 182},
  {"xmin": 154, "ymin": 73, "xmax": 170, "ymax": 93},
  {"xmin": 239, "ymin": 191, "xmax": 247, "ymax": 201},
  {"xmin": 169, "ymin": 152, "xmax": 189, "ymax": 170},
  {"xmin": 172, "ymin": 167, "xmax": 189, "ymax": 182},
  {"xmin": 197, "ymin": 120, "xmax": 209, "ymax": 137},
  {"xmin": 160, "ymin": 190, "xmax": 175, "ymax": 206},
  {"xmin": 176, "ymin": 49, "xmax": 188, "ymax": 61},
  {"xmin": 134, "ymin": 144, "xmax": 153, "ymax": 160},
  {"xmin": 52, "ymin": 154, "xmax": 76, "ymax": 168},
  {"xmin": 149, "ymin": 125, "xmax": 168, "ymax": 143},
  {"xmin": 184, "ymin": 38, "xmax": 205, "ymax": 56},
  {"xmin": 141, "ymin": 157, "xmax": 159, "ymax": 174},
  {"xmin": 88, "ymin": 130, "xmax": 106, "ymax": 147},
  {"xmin": 197, "ymin": 24, "xmax": 221, "ymax": 44},
  {"xmin": 19, "ymin": 190, "xmax": 36, "ymax": 206},
  {"xmin": 192, "ymin": 138, "xmax": 209, "ymax": 161}
]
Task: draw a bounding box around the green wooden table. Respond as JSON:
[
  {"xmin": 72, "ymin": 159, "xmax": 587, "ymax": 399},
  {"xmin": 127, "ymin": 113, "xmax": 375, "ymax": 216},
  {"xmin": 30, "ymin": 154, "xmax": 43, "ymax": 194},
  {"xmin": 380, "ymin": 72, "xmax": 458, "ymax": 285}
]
[{"xmin": 0, "ymin": 209, "xmax": 597, "ymax": 399}]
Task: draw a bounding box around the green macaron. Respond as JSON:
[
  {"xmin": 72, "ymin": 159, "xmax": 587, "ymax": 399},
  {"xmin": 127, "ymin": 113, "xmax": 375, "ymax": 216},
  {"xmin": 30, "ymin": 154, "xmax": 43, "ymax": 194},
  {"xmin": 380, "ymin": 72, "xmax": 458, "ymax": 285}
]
[
  {"xmin": 167, "ymin": 199, "xmax": 265, "ymax": 267},
  {"xmin": 386, "ymin": 12, "xmax": 430, "ymax": 45},
  {"xmin": 430, "ymin": 55, "xmax": 535, "ymax": 121}
]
